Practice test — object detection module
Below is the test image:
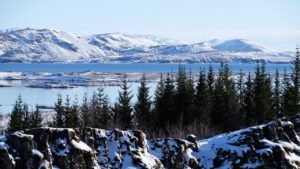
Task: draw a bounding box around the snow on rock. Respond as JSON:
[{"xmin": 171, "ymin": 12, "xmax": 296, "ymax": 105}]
[
  {"xmin": 148, "ymin": 118, "xmax": 300, "ymax": 168},
  {"xmin": 2, "ymin": 117, "xmax": 300, "ymax": 168}
]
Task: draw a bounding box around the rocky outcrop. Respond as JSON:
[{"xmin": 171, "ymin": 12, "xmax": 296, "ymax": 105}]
[
  {"xmin": 0, "ymin": 128, "xmax": 162, "ymax": 169},
  {"xmin": 1, "ymin": 116, "xmax": 300, "ymax": 168}
]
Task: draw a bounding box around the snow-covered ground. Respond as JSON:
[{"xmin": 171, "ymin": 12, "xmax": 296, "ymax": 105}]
[{"xmin": 1, "ymin": 118, "xmax": 299, "ymax": 168}]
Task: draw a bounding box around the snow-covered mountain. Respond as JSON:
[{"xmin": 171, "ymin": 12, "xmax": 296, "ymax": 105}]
[{"xmin": 0, "ymin": 28, "xmax": 293, "ymax": 63}]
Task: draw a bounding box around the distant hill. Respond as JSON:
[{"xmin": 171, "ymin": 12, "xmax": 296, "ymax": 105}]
[{"xmin": 0, "ymin": 28, "xmax": 293, "ymax": 63}]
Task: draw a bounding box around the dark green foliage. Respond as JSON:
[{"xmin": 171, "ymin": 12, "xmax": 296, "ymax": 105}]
[
  {"xmin": 282, "ymin": 48, "xmax": 300, "ymax": 117},
  {"xmin": 244, "ymin": 73, "xmax": 256, "ymax": 126},
  {"xmin": 153, "ymin": 74, "xmax": 166, "ymax": 129},
  {"xmin": 80, "ymin": 93, "xmax": 90, "ymax": 127},
  {"xmin": 134, "ymin": 73, "xmax": 152, "ymax": 129},
  {"xmin": 161, "ymin": 73, "xmax": 176, "ymax": 128},
  {"xmin": 90, "ymin": 91, "xmax": 98, "ymax": 127},
  {"xmin": 273, "ymin": 69, "xmax": 282, "ymax": 117},
  {"xmin": 174, "ymin": 66, "xmax": 194, "ymax": 125},
  {"xmin": 69, "ymin": 96, "xmax": 79, "ymax": 128},
  {"xmin": 237, "ymin": 71, "xmax": 246, "ymax": 122},
  {"xmin": 64, "ymin": 95, "xmax": 72, "ymax": 127},
  {"xmin": 211, "ymin": 63, "xmax": 240, "ymax": 132},
  {"xmin": 8, "ymin": 95, "xmax": 43, "ymax": 132},
  {"xmin": 186, "ymin": 70, "xmax": 196, "ymax": 124},
  {"xmin": 90, "ymin": 88, "xmax": 111, "ymax": 129},
  {"xmin": 282, "ymin": 69, "xmax": 293, "ymax": 117},
  {"xmin": 253, "ymin": 63, "xmax": 274, "ymax": 124},
  {"xmin": 96, "ymin": 88, "xmax": 110, "ymax": 129},
  {"xmin": 8, "ymin": 95, "xmax": 27, "ymax": 132},
  {"xmin": 54, "ymin": 94, "xmax": 64, "ymax": 127},
  {"xmin": 29, "ymin": 106, "xmax": 43, "ymax": 128},
  {"xmin": 193, "ymin": 70, "xmax": 209, "ymax": 122},
  {"xmin": 207, "ymin": 64, "xmax": 215, "ymax": 96},
  {"xmin": 206, "ymin": 64, "xmax": 215, "ymax": 120},
  {"xmin": 114, "ymin": 74, "xmax": 133, "ymax": 129}
]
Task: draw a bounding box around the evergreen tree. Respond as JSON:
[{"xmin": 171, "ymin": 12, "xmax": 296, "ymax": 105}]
[
  {"xmin": 282, "ymin": 68, "xmax": 293, "ymax": 117},
  {"xmin": 69, "ymin": 95, "xmax": 79, "ymax": 128},
  {"xmin": 114, "ymin": 74, "xmax": 133, "ymax": 129},
  {"xmin": 64, "ymin": 95, "xmax": 72, "ymax": 127},
  {"xmin": 207, "ymin": 64, "xmax": 215, "ymax": 117},
  {"xmin": 153, "ymin": 74, "xmax": 165, "ymax": 129},
  {"xmin": 96, "ymin": 88, "xmax": 110, "ymax": 129},
  {"xmin": 273, "ymin": 69, "xmax": 282, "ymax": 117},
  {"xmin": 282, "ymin": 47, "xmax": 300, "ymax": 117},
  {"xmin": 237, "ymin": 70, "xmax": 246, "ymax": 125},
  {"xmin": 194, "ymin": 70, "xmax": 209, "ymax": 122},
  {"xmin": 253, "ymin": 63, "xmax": 274, "ymax": 124},
  {"xmin": 161, "ymin": 73, "xmax": 176, "ymax": 128},
  {"xmin": 100, "ymin": 93, "xmax": 110, "ymax": 129},
  {"xmin": 8, "ymin": 95, "xmax": 25, "ymax": 132},
  {"xmin": 237, "ymin": 70, "xmax": 245, "ymax": 105},
  {"xmin": 244, "ymin": 73, "xmax": 256, "ymax": 126},
  {"xmin": 54, "ymin": 94, "xmax": 65, "ymax": 127},
  {"xmin": 134, "ymin": 73, "xmax": 152, "ymax": 129},
  {"xmin": 30, "ymin": 106, "xmax": 43, "ymax": 128},
  {"xmin": 80, "ymin": 92, "xmax": 90, "ymax": 127},
  {"xmin": 207, "ymin": 64, "xmax": 215, "ymax": 95},
  {"xmin": 90, "ymin": 91, "xmax": 98, "ymax": 127},
  {"xmin": 186, "ymin": 70, "xmax": 195, "ymax": 124},
  {"xmin": 211, "ymin": 63, "xmax": 240, "ymax": 131},
  {"xmin": 22, "ymin": 104, "xmax": 30, "ymax": 129},
  {"xmin": 174, "ymin": 66, "xmax": 194, "ymax": 125}
]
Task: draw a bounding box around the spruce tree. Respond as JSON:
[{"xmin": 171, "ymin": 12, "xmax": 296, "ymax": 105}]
[
  {"xmin": 95, "ymin": 88, "xmax": 110, "ymax": 129},
  {"xmin": 161, "ymin": 73, "xmax": 176, "ymax": 128},
  {"xmin": 237, "ymin": 70, "xmax": 246, "ymax": 124},
  {"xmin": 80, "ymin": 92, "xmax": 90, "ymax": 127},
  {"xmin": 114, "ymin": 74, "xmax": 133, "ymax": 129},
  {"xmin": 253, "ymin": 63, "xmax": 274, "ymax": 124},
  {"xmin": 273, "ymin": 69, "xmax": 282, "ymax": 117},
  {"xmin": 8, "ymin": 95, "xmax": 25, "ymax": 132},
  {"xmin": 30, "ymin": 106, "xmax": 43, "ymax": 128},
  {"xmin": 134, "ymin": 73, "xmax": 152, "ymax": 129},
  {"xmin": 64, "ymin": 95, "xmax": 72, "ymax": 127},
  {"xmin": 186, "ymin": 70, "xmax": 195, "ymax": 124},
  {"xmin": 90, "ymin": 91, "xmax": 98, "ymax": 127},
  {"xmin": 22, "ymin": 104, "xmax": 30, "ymax": 129},
  {"xmin": 237, "ymin": 70, "xmax": 245, "ymax": 105},
  {"xmin": 207, "ymin": 64, "xmax": 215, "ymax": 118},
  {"xmin": 211, "ymin": 63, "xmax": 240, "ymax": 131},
  {"xmin": 69, "ymin": 95, "xmax": 79, "ymax": 128},
  {"xmin": 282, "ymin": 68, "xmax": 293, "ymax": 117},
  {"xmin": 207, "ymin": 64, "xmax": 215, "ymax": 95},
  {"xmin": 282, "ymin": 47, "xmax": 300, "ymax": 117},
  {"xmin": 54, "ymin": 94, "xmax": 65, "ymax": 127},
  {"xmin": 174, "ymin": 66, "xmax": 194, "ymax": 125},
  {"xmin": 244, "ymin": 73, "xmax": 256, "ymax": 126},
  {"xmin": 100, "ymin": 93, "xmax": 110, "ymax": 129},
  {"xmin": 194, "ymin": 70, "xmax": 209, "ymax": 122},
  {"xmin": 153, "ymin": 74, "xmax": 165, "ymax": 129}
]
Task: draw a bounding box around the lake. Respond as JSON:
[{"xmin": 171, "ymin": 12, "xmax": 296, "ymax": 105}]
[
  {"xmin": 0, "ymin": 63, "xmax": 293, "ymax": 73},
  {"xmin": 0, "ymin": 63, "xmax": 293, "ymax": 114}
]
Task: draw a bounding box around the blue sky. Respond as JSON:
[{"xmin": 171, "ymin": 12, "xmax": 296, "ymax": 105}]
[{"xmin": 0, "ymin": 0, "xmax": 299, "ymax": 51}]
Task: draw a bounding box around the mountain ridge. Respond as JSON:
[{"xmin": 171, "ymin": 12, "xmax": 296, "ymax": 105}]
[{"xmin": 0, "ymin": 28, "xmax": 293, "ymax": 63}]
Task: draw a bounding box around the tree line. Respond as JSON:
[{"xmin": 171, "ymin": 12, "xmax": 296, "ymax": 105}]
[{"xmin": 7, "ymin": 49, "xmax": 300, "ymax": 138}]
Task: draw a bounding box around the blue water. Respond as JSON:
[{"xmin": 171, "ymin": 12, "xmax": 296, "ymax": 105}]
[
  {"xmin": 0, "ymin": 83, "xmax": 157, "ymax": 114},
  {"xmin": 0, "ymin": 63, "xmax": 293, "ymax": 73}
]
